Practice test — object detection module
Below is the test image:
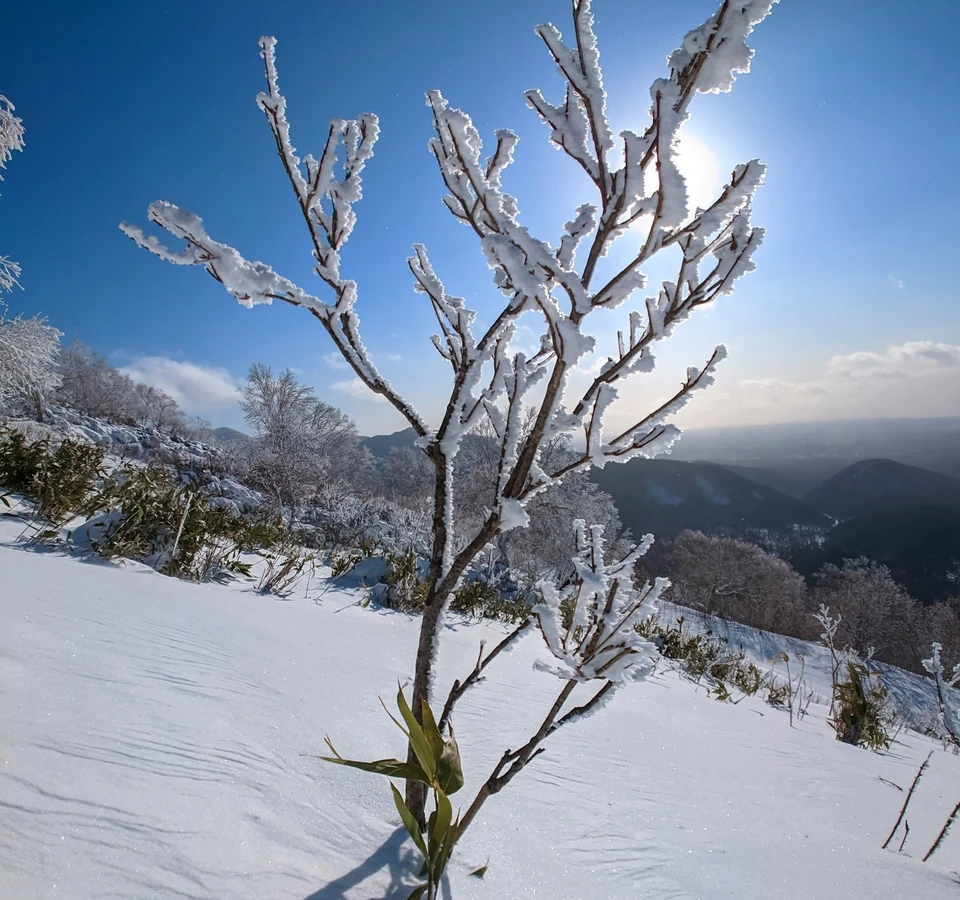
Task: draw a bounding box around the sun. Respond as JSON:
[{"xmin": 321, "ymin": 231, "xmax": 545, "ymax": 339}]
[{"xmin": 673, "ymin": 129, "xmax": 721, "ymax": 213}]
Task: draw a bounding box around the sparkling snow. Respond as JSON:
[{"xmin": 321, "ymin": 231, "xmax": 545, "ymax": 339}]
[{"xmin": 1, "ymin": 524, "xmax": 958, "ymax": 899}]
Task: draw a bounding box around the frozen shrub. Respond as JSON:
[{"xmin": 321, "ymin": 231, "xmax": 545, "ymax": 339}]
[
  {"xmin": 123, "ymin": 0, "xmax": 776, "ymax": 832},
  {"xmin": 831, "ymin": 661, "xmax": 892, "ymax": 750}
]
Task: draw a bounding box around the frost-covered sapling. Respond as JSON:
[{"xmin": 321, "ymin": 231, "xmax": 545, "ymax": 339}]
[
  {"xmin": 122, "ymin": 0, "xmax": 776, "ymax": 828},
  {"xmin": 922, "ymin": 643, "xmax": 960, "ymax": 750}
]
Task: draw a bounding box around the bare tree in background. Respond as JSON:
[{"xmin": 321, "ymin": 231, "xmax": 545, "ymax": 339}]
[
  {"xmin": 0, "ymin": 94, "xmax": 25, "ymax": 293},
  {"xmin": 123, "ymin": 0, "xmax": 776, "ymax": 824},
  {"xmin": 813, "ymin": 558, "xmax": 919, "ymax": 670},
  {"xmin": 240, "ymin": 364, "xmax": 357, "ymax": 512},
  {"xmin": 667, "ymin": 529, "xmax": 808, "ymax": 635}
]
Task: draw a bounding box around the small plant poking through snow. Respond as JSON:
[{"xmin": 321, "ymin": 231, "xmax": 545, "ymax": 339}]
[
  {"xmin": 923, "ymin": 643, "xmax": 960, "ymax": 749},
  {"xmin": 831, "ymin": 661, "xmax": 892, "ymax": 751},
  {"xmin": 319, "ymin": 687, "xmax": 463, "ymax": 900}
]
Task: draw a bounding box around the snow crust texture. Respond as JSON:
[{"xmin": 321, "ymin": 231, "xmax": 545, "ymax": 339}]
[{"xmin": 1, "ymin": 529, "xmax": 958, "ymax": 899}]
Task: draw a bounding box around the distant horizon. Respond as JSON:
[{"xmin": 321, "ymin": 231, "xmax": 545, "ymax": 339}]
[{"xmin": 353, "ymin": 412, "xmax": 960, "ymax": 442}]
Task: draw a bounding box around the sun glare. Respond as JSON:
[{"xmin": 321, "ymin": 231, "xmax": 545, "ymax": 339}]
[{"xmin": 673, "ymin": 129, "xmax": 721, "ymax": 212}]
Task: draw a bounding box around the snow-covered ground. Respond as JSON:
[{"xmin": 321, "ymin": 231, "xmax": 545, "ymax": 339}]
[{"xmin": 2, "ymin": 523, "xmax": 958, "ymax": 899}]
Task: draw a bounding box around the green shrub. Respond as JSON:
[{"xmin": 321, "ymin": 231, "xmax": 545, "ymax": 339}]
[
  {"xmin": 831, "ymin": 661, "xmax": 892, "ymax": 750},
  {"xmin": 637, "ymin": 614, "xmax": 771, "ymax": 702},
  {"xmin": 451, "ymin": 579, "xmax": 532, "ymax": 624},
  {"xmin": 0, "ymin": 427, "xmax": 104, "ymax": 531},
  {"xmin": 384, "ymin": 550, "xmax": 428, "ymax": 612},
  {"xmin": 83, "ymin": 465, "xmax": 258, "ymax": 581}
]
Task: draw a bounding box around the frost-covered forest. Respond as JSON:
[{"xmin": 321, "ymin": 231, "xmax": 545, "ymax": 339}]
[{"xmin": 2, "ymin": 0, "xmax": 960, "ymax": 897}]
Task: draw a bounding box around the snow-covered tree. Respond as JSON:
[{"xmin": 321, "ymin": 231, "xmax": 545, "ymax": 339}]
[
  {"xmin": 122, "ymin": 0, "xmax": 776, "ymax": 823},
  {"xmin": 56, "ymin": 341, "xmax": 141, "ymax": 424},
  {"xmin": 0, "ymin": 308, "xmax": 62, "ymax": 414},
  {"xmin": 813, "ymin": 558, "xmax": 919, "ymax": 670},
  {"xmin": 667, "ymin": 529, "xmax": 808, "ymax": 635},
  {"xmin": 380, "ymin": 444, "xmax": 434, "ymax": 508},
  {"xmin": 240, "ymin": 364, "xmax": 357, "ymax": 511},
  {"xmin": 1, "ymin": 95, "xmax": 25, "ymax": 292},
  {"xmin": 134, "ymin": 383, "xmax": 187, "ymax": 434},
  {"xmin": 917, "ymin": 598, "xmax": 960, "ymax": 674}
]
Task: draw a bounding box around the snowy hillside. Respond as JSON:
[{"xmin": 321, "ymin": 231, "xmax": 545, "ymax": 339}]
[{"xmin": 1, "ymin": 526, "xmax": 958, "ymax": 899}]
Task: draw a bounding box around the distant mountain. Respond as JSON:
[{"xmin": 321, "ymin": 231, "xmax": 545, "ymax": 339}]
[
  {"xmin": 708, "ymin": 463, "xmax": 827, "ymax": 498},
  {"xmin": 359, "ymin": 427, "xmax": 418, "ymax": 459},
  {"xmin": 589, "ymin": 459, "xmax": 829, "ymax": 539},
  {"xmin": 211, "ymin": 427, "xmax": 250, "ymax": 446},
  {"xmin": 669, "ymin": 417, "xmax": 960, "ymax": 481},
  {"xmin": 792, "ymin": 505, "xmax": 960, "ymax": 604},
  {"xmin": 803, "ymin": 458, "xmax": 960, "ymax": 520}
]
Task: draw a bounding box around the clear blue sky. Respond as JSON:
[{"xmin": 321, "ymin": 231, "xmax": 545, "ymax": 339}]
[{"xmin": 2, "ymin": 0, "xmax": 959, "ymax": 434}]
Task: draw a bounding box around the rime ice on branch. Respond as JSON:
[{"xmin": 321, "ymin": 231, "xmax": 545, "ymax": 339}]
[
  {"xmin": 121, "ymin": 0, "xmax": 776, "ymax": 822},
  {"xmin": 534, "ymin": 521, "xmax": 666, "ymax": 684},
  {"xmin": 923, "ymin": 643, "xmax": 960, "ymax": 747}
]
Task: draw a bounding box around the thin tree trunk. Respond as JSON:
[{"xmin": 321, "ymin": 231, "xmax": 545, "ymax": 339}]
[
  {"xmin": 405, "ymin": 449, "xmax": 453, "ymax": 826},
  {"xmin": 404, "ymin": 449, "xmax": 503, "ymax": 827}
]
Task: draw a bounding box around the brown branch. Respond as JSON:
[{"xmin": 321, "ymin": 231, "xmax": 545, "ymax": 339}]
[
  {"xmin": 882, "ymin": 750, "xmax": 933, "ymax": 850},
  {"xmin": 456, "ymin": 679, "xmax": 577, "ymax": 840},
  {"xmin": 923, "ymin": 796, "xmax": 960, "ymax": 862},
  {"xmin": 550, "ymin": 680, "xmax": 616, "ymax": 733},
  {"xmin": 438, "ymin": 620, "xmax": 533, "ymax": 733}
]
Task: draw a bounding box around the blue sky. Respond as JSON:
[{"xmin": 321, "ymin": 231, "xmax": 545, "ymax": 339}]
[{"xmin": 2, "ymin": 0, "xmax": 959, "ymax": 435}]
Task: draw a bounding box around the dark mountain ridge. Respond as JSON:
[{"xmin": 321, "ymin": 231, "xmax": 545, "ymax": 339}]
[
  {"xmin": 803, "ymin": 458, "xmax": 960, "ymax": 520},
  {"xmin": 589, "ymin": 458, "xmax": 829, "ymax": 539}
]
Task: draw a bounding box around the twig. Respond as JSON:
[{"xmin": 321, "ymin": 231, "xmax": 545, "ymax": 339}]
[
  {"xmin": 897, "ymin": 821, "xmax": 909, "ymax": 853},
  {"xmin": 923, "ymin": 797, "xmax": 960, "ymax": 862},
  {"xmin": 878, "ymin": 776, "xmax": 903, "ymax": 792},
  {"xmin": 456, "ymin": 679, "xmax": 577, "ymax": 840},
  {"xmin": 438, "ymin": 620, "xmax": 532, "ymax": 733},
  {"xmin": 882, "ymin": 750, "xmax": 933, "ymax": 850}
]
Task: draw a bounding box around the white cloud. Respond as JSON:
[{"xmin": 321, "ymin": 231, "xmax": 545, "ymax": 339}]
[
  {"xmin": 385, "ymin": 353, "xmax": 402, "ymax": 362},
  {"xmin": 330, "ymin": 378, "xmax": 387, "ymax": 403},
  {"xmin": 322, "ymin": 351, "xmax": 350, "ymax": 370},
  {"xmin": 690, "ymin": 341, "xmax": 960, "ymax": 426},
  {"xmin": 119, "ymin": 356, "xmax": 243, "ymax": 415},
  {"xmin": 888, "ymin": 274, "xmax": 906, "ymax": 290}
]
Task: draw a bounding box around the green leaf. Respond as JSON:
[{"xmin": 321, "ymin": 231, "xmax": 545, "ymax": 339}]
[
  {"xmin": 397, "ymin": 685, "xmax": 437, "ymax": 781},
  {"xmin": 317, "ymin": 737, "xmax": 431, "ymax": 783},
  {"xmin": 419, "ymin": 700, "xmax": 445, "ymax": 763},
  {"xmin": 437, "ymin": 727, "xmax": 464, "ymax": 795},
  {"xmin": 407, "ymin": 886, "xmax": 428, "ymax": 900},
  {"xmin": 469, "ymin": 860, "xmax": 489, "ymax": 878},
  {"xmin": 318, "ymin": 755, "xmax": 431, "ymax": 783},
  {"xmin": 391, "ymin": 783, "xmax": 427, "ymax": 857},
  {"xmin": 429, "ymin": 789, "xmax": 453, "ymax": 873},
  {"xmin": 437, "ymin": 810, "xmax": 460, "ymax": 878}
]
